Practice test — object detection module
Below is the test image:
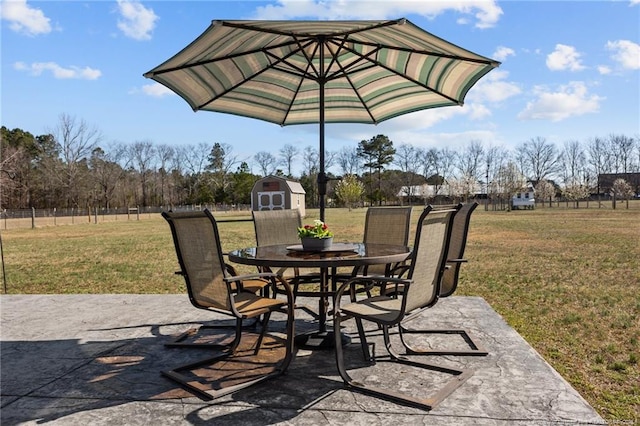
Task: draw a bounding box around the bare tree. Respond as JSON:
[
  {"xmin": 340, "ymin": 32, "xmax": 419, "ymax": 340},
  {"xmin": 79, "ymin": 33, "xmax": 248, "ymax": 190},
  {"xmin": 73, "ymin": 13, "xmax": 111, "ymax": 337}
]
[
  {"xmin": 608, "ymin": 133, "xmax": 636, "ymax": 173},
  {"xmin": 587, "ymin": 136, "xmax": 612, "ymax": 194},
  {"xmin": 49, "ymin": 114, "xmax": 102, "ymax": 208},
  {"xmin": 254, "ymin": 151, "xmax": 277, "ymax": 176},
  {"xmin": 483, "ymin": 145, "xmax": 508, "ymax": 209},
  {"xmin": 129, "ymin": 140, "xmax": 157, "ymax": 207},
  {"xmin": 560, "ymin": 140, "xmax": 587, "ymax": 188},
  {"xmin": 324, "ymin": 150, "xmax": 337, "ymax": 174},
  {"xmin": 302, "ymin": 145, "xmax": 319, "ymax": 176},
  {"xmin": 421, "ymin": 148, "xmax": 456, "ymax": 198},
  {"xmin": 279, "ymin": 144, "xmax": 299, "ymax": 177},
  {"xmin": 89, "ymin": 143, "xmax": 129, "ymax": 209},
  {"xmin": 336, "ymin": 146, "xmax": 360, "ymax": 175},
  {"xmin": 456, "ymin": 140, "xmax": 485, "ymax": 200},
  {"xmin": 177, "ymin": 142, "xmax": 210, "ymax": 202},
  {"xmin": 394, "ymin": 143, "xmax": 423, "ymax": 201},
  {"xmin": 517, "ymin": 136, "xmax": 559, "ymax": 182},
  {"xmin": 156, "ymin": 144, "xmax": 175, "ymax": 207}
]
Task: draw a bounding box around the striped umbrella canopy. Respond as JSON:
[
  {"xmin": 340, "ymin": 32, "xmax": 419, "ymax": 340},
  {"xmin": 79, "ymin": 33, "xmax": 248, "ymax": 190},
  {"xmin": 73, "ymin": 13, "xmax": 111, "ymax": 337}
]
[{"xmin": 144, "ymin": 18, "xmax": 500, "ymax": 220}]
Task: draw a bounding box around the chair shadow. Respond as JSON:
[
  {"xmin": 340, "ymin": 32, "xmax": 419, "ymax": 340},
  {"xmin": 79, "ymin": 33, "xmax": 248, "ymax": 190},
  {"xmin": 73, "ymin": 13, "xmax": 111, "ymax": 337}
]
[{"xmin": 0, "ymin": 318, "xmax": 364, "ymax": 425}]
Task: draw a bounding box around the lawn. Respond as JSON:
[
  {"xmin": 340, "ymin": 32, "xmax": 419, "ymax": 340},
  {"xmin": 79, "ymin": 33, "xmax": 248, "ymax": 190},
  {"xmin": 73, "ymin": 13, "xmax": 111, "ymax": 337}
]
[{"xmin": 1, "ymin": 205, "xmax": 638, "ymax": 422}]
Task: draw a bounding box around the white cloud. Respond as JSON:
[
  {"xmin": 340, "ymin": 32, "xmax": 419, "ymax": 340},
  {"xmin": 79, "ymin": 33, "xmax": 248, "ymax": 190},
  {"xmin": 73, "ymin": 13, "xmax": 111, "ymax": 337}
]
[
  {"xmin": 518, "ymin": 81, "xmax": 603, "ymax": 122},
  {"xmin": 597, "ymin": 65, "xmax": 611, "ymax": 75},
  {"xmin": 467, "ymin": 103, "xmax": 492, "ymax": 120},
  {"xmin": 252, "ymin": 0, "xmax": 502, "ymax": 29},
  {"xmin": 493, "ymin": 46, "xmax": 515, "ymax": 62},
  {"xmin": 116, "ymin": 0, "xmax": 158, "ymax": 41},
  {"xmin": 141, "ymin": 83, "xmax": 175, "ymax": 97},
  {"xmin": 14, "ymin": 61, "xmax": 101, "ymax": 80},
  {"xmin": 466, "ymin": 69, "xmax": 521, "ymax": 103},
  {"xmin": 0, "ymin": 0, "xmax": 51, "ymax": 36},
  {"xmin": 606, "ymin": 40, "xmax": 640, "ymax": 70},
  {"xmin": 546, "ymin": 44, "xmax": 585, "ymax": 71},
  {"xmin": 630, "ymin": 0, "xmax": 639, "ymax": 6}
]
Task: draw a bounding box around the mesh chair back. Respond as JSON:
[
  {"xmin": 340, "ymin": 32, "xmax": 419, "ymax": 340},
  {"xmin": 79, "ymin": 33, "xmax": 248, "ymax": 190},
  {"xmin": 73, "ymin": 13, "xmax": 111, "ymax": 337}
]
[
  {"xmin": 404, "ymin": 207, "xmax": 455, "ymax": 313},
  {"xmin": 440, "ymin": 202, "xmax": 478, "ymax": 297},
  {"xmin": 363, "ymin": 206, "xmax": 412, "ymax": 245},
  {"xmin": 363, "ymin": 206, "xmax": 412, "ymax": 275},
  {"xmin": 162, "ymin": 210, "xmax": 231, "ymax": 311},
  {"xmin": 253, "ymin": 209, "xmax": 302, "ymax": 246}
]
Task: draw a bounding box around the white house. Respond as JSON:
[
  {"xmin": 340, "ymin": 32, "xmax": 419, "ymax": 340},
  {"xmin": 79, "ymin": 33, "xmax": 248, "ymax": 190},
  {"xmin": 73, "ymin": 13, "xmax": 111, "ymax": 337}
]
[{"xmin": 511, "ymin": 186, "xmax": 535, "ymax": 210}]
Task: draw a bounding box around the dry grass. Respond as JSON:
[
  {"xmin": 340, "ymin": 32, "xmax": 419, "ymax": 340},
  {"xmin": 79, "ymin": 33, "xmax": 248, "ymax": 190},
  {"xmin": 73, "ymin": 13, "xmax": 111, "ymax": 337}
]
[{"xmin": 1, "ymin": 205, "xmax": 638, "ymax": 421}]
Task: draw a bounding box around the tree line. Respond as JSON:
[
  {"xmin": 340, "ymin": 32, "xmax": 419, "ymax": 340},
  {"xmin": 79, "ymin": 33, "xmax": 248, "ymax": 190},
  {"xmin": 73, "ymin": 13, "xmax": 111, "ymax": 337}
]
[{"xmin": 1, "ymin": 114, "xmax": 639, "ymax": 211}]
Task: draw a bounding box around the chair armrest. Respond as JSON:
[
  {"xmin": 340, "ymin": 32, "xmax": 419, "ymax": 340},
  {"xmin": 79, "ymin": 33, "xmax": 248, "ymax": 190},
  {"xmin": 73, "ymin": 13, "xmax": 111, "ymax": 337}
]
[
  {"xmin": 388, "ymin": 264, "xmax": 410, "ymax": 278},
  {"xmin": 334, "ymin": 275, "xmax": 412, "ymax": 309},
  {"xmin": 223, "ymin": 271, "xmax": 277, "ymax": 282}
]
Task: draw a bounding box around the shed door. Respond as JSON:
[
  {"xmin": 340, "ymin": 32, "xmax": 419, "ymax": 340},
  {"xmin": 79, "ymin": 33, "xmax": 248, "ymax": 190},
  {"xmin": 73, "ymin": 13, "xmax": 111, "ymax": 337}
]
[{"xmin": 257, "ymin": 191, "xmax": 285, "ymax": 210}]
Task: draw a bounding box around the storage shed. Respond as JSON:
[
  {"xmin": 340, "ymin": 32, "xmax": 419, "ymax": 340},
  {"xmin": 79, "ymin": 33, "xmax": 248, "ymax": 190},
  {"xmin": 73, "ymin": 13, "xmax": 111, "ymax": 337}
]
[{"xmin": 251, "ymin": 175, "xmax": 306, "ymax": 217}]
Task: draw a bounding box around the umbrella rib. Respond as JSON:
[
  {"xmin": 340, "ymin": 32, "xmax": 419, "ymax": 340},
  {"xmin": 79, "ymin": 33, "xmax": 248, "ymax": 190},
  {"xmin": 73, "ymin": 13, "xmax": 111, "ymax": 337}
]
[
  {"xmin": 147, "ymin": 37, "xmax": 314, "ymax": 76},
  {"xmin": 350, "ymin": 39, "xmax": 499, "ymax": 66},
  {"xmin": 324, "ymin": 37, "xmax": 378, "ymax": 123},
  {"xmin": 195, "ymin": 39, "xmax": 317, "ymax": 111},
  {"xmin": 280, "ymin": 38, "xmax": 321, "ymax": 123}
]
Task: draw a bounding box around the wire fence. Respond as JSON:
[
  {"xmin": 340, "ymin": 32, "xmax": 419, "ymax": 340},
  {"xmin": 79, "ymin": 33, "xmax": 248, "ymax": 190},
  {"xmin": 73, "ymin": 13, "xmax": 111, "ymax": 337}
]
[
  {"xmin": 1, "ymin": 198, "xmax": 637, "ymax": 230},
  {"xmin": 0, "ymin": 204, "xmax": 253, "ymax": 230}
]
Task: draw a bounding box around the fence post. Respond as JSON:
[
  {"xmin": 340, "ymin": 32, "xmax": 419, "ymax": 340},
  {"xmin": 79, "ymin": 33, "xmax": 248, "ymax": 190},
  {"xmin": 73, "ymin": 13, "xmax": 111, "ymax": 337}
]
[
  {"xmin": 136, "ymin": 206, "xmax": 140, "ymax": 221},
  {"xmin": 94, "ymin": 206, "xmax": 98, "ymax": 224},
  {"xmin": 53, "ymin": 207, "xmax": 57, "ymax": 226},
  {"xmin": 31, "ymin": 207, "xmax": 36, "ymax": 229}
]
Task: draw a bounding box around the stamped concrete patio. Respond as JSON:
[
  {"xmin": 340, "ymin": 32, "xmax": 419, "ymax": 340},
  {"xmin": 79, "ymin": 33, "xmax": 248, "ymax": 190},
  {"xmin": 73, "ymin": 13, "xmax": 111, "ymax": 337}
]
[{"xmin": 1, "ymin": 294, "xmax": 605, "ymax": 425}]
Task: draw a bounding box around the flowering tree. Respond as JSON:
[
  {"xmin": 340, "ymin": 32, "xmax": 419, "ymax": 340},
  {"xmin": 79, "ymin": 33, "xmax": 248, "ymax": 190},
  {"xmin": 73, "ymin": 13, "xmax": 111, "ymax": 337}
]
[
  {"xmin": 334, "ymin": 174, "xmax": 364, "ymax": 211},
  {"xmin": 562, "ymin": 183, "xmax": 590, "ymax": 208},
  {"xmin": 611, "ymin": 178, "xmax": 634, "ymax": 209},
  {"xmin": 535, "ymin": 179, "xmax": 556, "ymax": 207}
]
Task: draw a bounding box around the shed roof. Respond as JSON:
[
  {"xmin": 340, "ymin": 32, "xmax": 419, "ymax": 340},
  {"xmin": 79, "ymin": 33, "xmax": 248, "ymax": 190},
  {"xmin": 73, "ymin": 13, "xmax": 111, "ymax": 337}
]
[{"xmin": 254, "ymin": 175, "xmax": 306, "ymax": 194}]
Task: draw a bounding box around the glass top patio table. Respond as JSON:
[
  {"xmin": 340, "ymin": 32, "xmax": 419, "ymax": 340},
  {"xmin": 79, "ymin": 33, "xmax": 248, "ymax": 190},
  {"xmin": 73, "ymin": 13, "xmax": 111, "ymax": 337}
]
[{"xmin": 228, "ymin": 242, "xmax": 411, "ymax": 349}]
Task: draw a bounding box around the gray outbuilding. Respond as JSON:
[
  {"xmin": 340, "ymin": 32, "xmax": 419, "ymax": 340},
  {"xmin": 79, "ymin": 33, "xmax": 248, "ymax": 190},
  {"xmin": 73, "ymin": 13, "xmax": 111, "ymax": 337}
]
[{"xmin": 251, "ymin": 175, "xmax": 306, "ymax": 217}]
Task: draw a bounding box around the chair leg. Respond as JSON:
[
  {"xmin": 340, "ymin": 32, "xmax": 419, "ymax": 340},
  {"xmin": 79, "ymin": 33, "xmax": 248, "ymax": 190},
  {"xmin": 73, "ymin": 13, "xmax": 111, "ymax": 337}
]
[
  {"xmin": 165, "ymin": 318, "xmax": 260, "ymax": 349},
  {"xmin": 399, "ymin": 324, "xmax": 488, "ymax": 356},
  {"xmin": 334, "ymin": 318, "xmax": 473, "ymax": 411},
  {"xmin": 163, "ymin": 305, "xmax": 295, "ymax": 401},
  {"xmin": 253, "ymin": 311, "xmax": 272, "ymax": 355}
]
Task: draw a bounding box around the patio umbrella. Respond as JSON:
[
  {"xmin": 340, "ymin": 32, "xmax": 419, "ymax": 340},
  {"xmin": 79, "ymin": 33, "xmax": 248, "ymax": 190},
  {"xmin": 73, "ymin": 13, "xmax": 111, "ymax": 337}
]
[{"xmin": 144, "ymin": 18, "xmax": 499, "ymax": 220}]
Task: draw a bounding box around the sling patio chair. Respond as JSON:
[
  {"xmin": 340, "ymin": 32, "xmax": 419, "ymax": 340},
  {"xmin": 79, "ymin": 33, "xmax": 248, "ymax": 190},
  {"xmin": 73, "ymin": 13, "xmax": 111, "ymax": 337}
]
[
  {"xmin": 161, "ymin": 209, "xmax": 295, "ymax": 400},
  {"xmin": 332, "ymin": 206, "xmax": 412, "ymax": 288},
  {"xmin": 399, "ymin": 202, "xmax": 488, "ymax": 356},
  {"xmin": 333, "ymin": 206, "xmax": 473, "ymax": 410},
  {"xmin": 162, "ymin": 210, "xmax": 269, "ymax": 348},
  {"xmin": 253, "ymin": 209, "xmax": 321, "ymax": 316}
]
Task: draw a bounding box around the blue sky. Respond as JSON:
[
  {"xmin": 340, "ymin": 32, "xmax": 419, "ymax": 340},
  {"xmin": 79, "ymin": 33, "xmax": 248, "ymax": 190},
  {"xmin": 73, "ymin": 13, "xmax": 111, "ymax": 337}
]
[{"xmin": 2, "ymin": 0, "xmax": 639, "ymax": 175}]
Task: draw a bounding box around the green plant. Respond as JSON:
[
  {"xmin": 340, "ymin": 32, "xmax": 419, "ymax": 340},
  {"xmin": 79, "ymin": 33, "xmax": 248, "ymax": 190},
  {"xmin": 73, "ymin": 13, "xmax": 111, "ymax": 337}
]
[{"xmin": 297, "ymin": 219, "xmax": 333, "ymax": 239}]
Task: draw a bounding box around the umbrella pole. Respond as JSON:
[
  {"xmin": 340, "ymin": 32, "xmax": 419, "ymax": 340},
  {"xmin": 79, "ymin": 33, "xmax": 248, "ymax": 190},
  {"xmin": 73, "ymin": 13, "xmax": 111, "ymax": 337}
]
[
  {"xmin": 318, "ymin": 84, "xmax": 326, "ymax": 222},
  {"xmin": 318, "ymin": 44, "xmax": 327, "ymax": 222}
]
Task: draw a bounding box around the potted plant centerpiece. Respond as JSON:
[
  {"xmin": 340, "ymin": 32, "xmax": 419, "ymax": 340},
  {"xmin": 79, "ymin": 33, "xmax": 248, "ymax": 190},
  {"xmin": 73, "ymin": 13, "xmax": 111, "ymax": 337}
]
[{"xmin": 298, "ymin": 219, "xmax": 334, "ymax": 251}]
